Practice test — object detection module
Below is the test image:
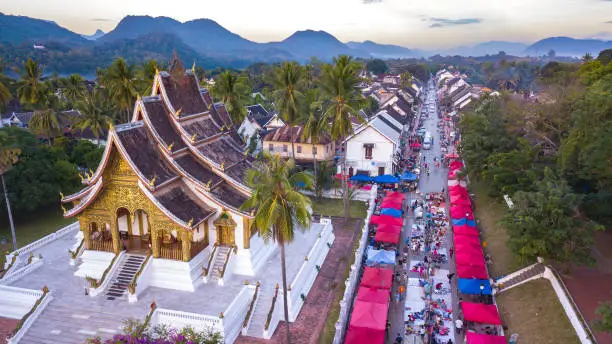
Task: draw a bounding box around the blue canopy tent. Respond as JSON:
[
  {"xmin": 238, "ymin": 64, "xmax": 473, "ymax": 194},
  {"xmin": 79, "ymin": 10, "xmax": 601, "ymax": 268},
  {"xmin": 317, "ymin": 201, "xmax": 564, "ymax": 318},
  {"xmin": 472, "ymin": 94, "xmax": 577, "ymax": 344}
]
[
  {"xmin": 349, "ymin": 174, "xmax": 372, "ymax": 182},
  {"xmin": 452, "ymin": 218, "xmax": 477, "ymax": 227},
  {"xmin": 400, "ymin": 171, "xmax": 418, "ymax": 181},
  {"xmin": 366, "ymin": 248, "xmax": 396, "ymax": 266},
  {"xmin": 458, "ymin": 279, "xmax": 492, "ymax": 295},
  {"xmin": 373, "ymin": 174, "xmax": 399, "ymax": 184},
  {"xmin": 381, "ymin": 208, "xmax": 402, "ymax": 218}
]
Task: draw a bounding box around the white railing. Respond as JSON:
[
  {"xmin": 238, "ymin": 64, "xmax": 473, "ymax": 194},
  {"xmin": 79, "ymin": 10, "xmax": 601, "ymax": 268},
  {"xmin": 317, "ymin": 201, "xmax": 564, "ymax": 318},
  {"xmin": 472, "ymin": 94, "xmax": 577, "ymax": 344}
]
[
  {"xmin": 4, "ymin": 222, "xmax": 79, "ymax": 269},
  {"xmin": 242, "ymin": 284, "xmax": 260, "ymax": 335},
  {"xmin": 264, "ymin": 290, "xmax": 284, "ymax": 340},
  {"xmin": 128, "ymin": 256, "xmax": 154, "ymax": 303},
  {"xmin": 7, "ymin": 292, "xmax": 53, "ymax": 344},
  {"xmin": 222, "ymin": 285, "xmax": 255, "ymax": 344},
  {"xmin": 218, "ymin": 249, "xmax": 237, "ymax": 286},
  {"xmin": 153, "ymin": 308, "xmax": 223, "ymax": 334},
  {"xmin": 0, "ymin": 260, "xmax": 44, "ymax": 286},
  {"xmin": 89, "ymin": 251, "xmax": 125, "ymax": 297},
  {"xmin": 544, "ymin": 267, "xmax": 596, "ymax": 344},
  {"xmin": 332, "ymin": 185, "xmax": 377, "ymax": 344}
]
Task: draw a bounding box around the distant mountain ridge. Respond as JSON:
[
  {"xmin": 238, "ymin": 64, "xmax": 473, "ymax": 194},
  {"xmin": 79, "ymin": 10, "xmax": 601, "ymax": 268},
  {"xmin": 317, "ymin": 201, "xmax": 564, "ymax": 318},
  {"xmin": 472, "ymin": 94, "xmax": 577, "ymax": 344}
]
[
  {"xmin": 0, "ymin": 12, "xmax": 89, "ymax": 46},
  {"xmin": 525, "ymin": 37, "xmax": 612, "ymax": 57},
  {"xmin": 82, "ymin": 29, "xmax": 105, "ymax": 41},
  {"xmin": 347, "ymin": 40, "xmax": 418, "ymax": 58}
]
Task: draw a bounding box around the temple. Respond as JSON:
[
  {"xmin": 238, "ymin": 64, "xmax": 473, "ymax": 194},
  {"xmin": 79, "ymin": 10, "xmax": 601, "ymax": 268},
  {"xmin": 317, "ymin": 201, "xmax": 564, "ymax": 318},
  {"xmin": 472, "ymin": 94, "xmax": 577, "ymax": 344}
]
[{"xmin": 61, "ymin": 68, "xmax": 272, "ymax": 287}]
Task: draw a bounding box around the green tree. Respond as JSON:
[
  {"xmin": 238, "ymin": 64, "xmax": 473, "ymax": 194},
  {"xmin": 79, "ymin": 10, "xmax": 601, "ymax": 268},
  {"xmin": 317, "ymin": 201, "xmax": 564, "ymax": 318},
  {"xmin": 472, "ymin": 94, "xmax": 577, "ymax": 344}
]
[
  {"xmin": 271, "ymin": 62, "xmax": 303, "ymax": 157},
  {"xmin": 73, "ymin": 88, "xmax": 114, "ymax": 145},
  {"xmin": 581, "ymin": 53, "xmax": 593, "ymax": 62},
  {"xmin": 597, "ymin": 49, "xmax": 612, "ymax": 66},
  {"xmin": 361, "ymin": 96, "xmax": 379, "ymax": 117},
  {"xmin": 17, "ymin": 58, "xmax": 44, "ymax": 105},
  {"xmin": 0, "ymin": 131, "xmax": 21, "ymax": 250},
  {"xmin": 313, "ymin": 161, "xmax": 334, "ymax": 199},
  {"xmin": 138, "ymin": 59, "xmax": 161, "ymax": 95},
  {"xmin": 366, "ymin": 59, "xmax": 388, "ymax": 75},
  {"xmin": 593, "ymin": 303, "xmax": 612, "ymax": 333},
  {"xmin": 102, "ymin": 58, "xmax": 137, "ymax": 123},
  {"xmin": 62, "ymin": 74, "xmax": 86, "ymax": 103},
  {"xmin": 241, "ymin": 152, "xmax": 312, "ymax": 344},
  {"xmin": 29, "ymin": 91, "xmax": 64, "ymax": 146},
  {"xmin": 319, "ymin": 55, "xmax": 363, "ymax": 222},
  {"xmin": 301, "ymin": 89, "xmax": 327, "ymax": 192},
  {"xmin": 0, "ymin": 62, "xmax": 12, "ymax": 111},
  {"xmin": 212, "ymin": 71, "xmax": 250, "ymax": 124},
  {"xmin": 400, "ymin": 71, "xmax": 413, "ymax": 89},
  {"xmin": 500, "ymin": 168, "xmax": 600, "ymax": 264}
]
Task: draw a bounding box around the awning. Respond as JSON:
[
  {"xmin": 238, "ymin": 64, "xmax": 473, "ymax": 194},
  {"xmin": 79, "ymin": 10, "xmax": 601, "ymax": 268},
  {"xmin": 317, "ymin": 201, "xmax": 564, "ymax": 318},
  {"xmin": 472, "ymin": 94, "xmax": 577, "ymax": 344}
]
[
  {"xmin": 350, "ymin": 174, "xmax": 372, "ymax": 182},
  {"xmin": 377, "ymin": 224, "xmax": 401, "ymax": 234},
  {"xmin": 374, "ymin": 230, "xmax": 400, "ymax": 244},
  {"xmin": 380, "ymin": 208, "xmax": 402, "ymax": 218},
  {"xmin": 380, "ymin": 200, "xmax": 403, "ymax": 210},
  {"xmin": 400, "ymin": 171, "xmax": 418, "ymax": 181},
  {"xmin": 450, "ymin": 193, "xmax": 472, "ymax": 207},
  {"xmin": 360, "ymin": 267, "xmax": 393, "ymax": 289},
  {"xmin": 370, "ymin": 215, "xmax": 403, "ymax": 226},
  {"xmin": 356, "ymin": 286, "xmax": 390, "ymax": 304},
  {"xmin": 450, "ymin": 206, "xmax": 474, "ymax": 220},
  {"xmin": 410, "ymin": 142, "xmax": 422, "ymax": 148},
  {"xmin": 345, "ymin": 301, "xmax": 388, "ymax": 344},
  {"xmin": 452, "ymin": 218, "xmax": 476, "ymax": 227},
  {"xmin": 458, "ymin": 279, "xmax": 493, "ymax": 296},
  {"xmin": 366, "ymin": 248, "xmax": 397, "ymax": 265},
  {"xmin": 456, "ymin": 264, "xmax": 489, "ymax": 280},
  {"xmin": 449, "ymin": 160, "xmax": 464, "ymax": 171},
  {"xmin": 466, "ymin": 332, "xmax": 507, "ymax": 344},
  {"xmin": 454, "ymin": 234, "xmax": 482, "ymax": 248},
  {"xmin": 373, "ymin": 174, "xmax": 399, "ymax": 184},
  {"xmin": 461, "ymin": 301, "xmax": 502, "ymax": 324},
  {"xmin": 448, "ymin": 184, "xmax": 466, "ymax": 193},
  {"xmin": 455, "ymin": 251, "xmax": 486, "ymax": 267},
  {"xmin": 385, "ymin": 191, "xmax": 406, "ymax": 200}
]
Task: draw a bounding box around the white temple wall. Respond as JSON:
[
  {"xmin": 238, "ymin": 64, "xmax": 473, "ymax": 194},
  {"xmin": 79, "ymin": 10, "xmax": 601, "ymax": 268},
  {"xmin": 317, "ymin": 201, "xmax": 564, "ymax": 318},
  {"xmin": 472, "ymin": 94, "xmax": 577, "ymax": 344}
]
[
  {"xmin": 118, "ymin": 214, "xmax": 129, "ymax": 233},
  {"xmin": 192, "ymin": 223, "xmax": 206, "ymax": 242}
]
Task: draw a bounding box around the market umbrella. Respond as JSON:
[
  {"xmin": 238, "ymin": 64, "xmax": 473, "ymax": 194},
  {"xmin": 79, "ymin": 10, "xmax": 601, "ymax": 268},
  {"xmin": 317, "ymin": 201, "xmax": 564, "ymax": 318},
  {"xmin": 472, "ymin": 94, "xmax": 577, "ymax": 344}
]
[
  {"xmin": 374, "ymin": 230, "xmax": 400, "ymax": 244},
  {"xmin": 410, "ymin": 142, "xmax": 422, "ymax": 148},
  {"xmin": 450, "ymin": 205, "xmax": 473, "ymax": 219},
  {"xmin": 380, "ymin": 200, "xmax": 402, "ymax": 210},
  {"xmin": 445, "ymin": 152, "xmax": 460, "ymax": 159},
  {"xmin": 373, "ymin": 174, "xmax": 399, "ymax": 184},
  {"xmin": 356, "ymin": 286, "xmax": 390, "ymax": 304},
  {"xmin": 461, "ymin": 301, "xmax": 501, "ymax": 324},
  {"xmin": 448, "ymin": 184, "xmax": 467, "ymax": 193},
  {"xmin": 377, "ymin": 224, "xmax": 402, "ymax": 234},
  {"xmin": 345, "ymin": 301, "xmax": 388, "ymax": 344},
  {"xmin": 350, "ymin": 174, "xmax": 372, "ymax": 182},
  {"xmin": 450, "ymin": 193, "xmax": 472, "ymax": 207},
  {"xmin": 453, "ymin": 225, "xmax": 480, "ymax": 237},
  {"xmin": 449, "ymin": 160, "xmax": 464, "ymax": 171},
  {"xmin": 400, "ymin": 171, "xmax": 418, "ymax": 181},
  {"xmin": 454, "ymin": 234, "xmax": 482, "ymax": 248},
  {"xmin": 455, "ymin": 251, "xmax": 486, "ymax": 267},
  {"xmin": 370, "ymin": 215, "xmax": 403, "ymax": 226},
  {"xmin": 386, "ymin": 191, "xmax": 407, "ymax": 200},
  {"xmin": 380, "ymin": 208, "xmax": 402, "ymax": 218},
  {"xmin": 366, "ymin": 248, "xmax": 397, "ymax": 265},
  {"xmin": 360, "ymin": 267, "xmax": 394, "ymax": 289},
  {"xmin": 465, "ymin": 333, "xmax": 507, "ymax": 344},
  {"xmin": 456, "ymin": 264, "xmax": 489, "ymax": 280}
]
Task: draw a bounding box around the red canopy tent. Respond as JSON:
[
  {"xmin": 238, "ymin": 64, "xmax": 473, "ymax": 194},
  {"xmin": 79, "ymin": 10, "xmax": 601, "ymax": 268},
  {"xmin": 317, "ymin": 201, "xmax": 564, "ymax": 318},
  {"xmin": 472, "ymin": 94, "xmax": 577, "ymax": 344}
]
[
  {"xmin": 410, "ymin": 142, "xmax": 422, "ymax": 148},
  {"xmin": 448, "ymin": 170, "xmax": 459, "ymax": 180},
  {"xmin": 370, "ymin": 215, "xmax": 403, "ymax": 227},
  {"xmin": 450, "ymin": 206, "xmax": 474, "ymax": 220},
  {"xmin": 450, "ymin": 194, "xmax": 472, "ymax": 207},
  {"xmin": 356, "ymin": 286, "xmax": 390, "ymax": 304},
  {"xmin": 461, "ymin": 302, "xmax": 503, "ymax": 325},
  {"xmin": 345, "ymin": 300, "xmax": 389, "ymax": 344},
  {"xmin": 380, "ymin": 200, "xmax": 403, "ymax": 210},
  {"xmin": 360, "ymin": 267, "xmax": 393, "ymax": 289},
  {"xmin": 385, "ymin": 191, "xmax": 406, "ymax": 200},
  {"xmin": 377, "ymin": 224, "xmax": 402, "ymax": 234},
  {"xmin": 456, "ymin": 264, "xmax": 489, "ymax": 279},
  {"xmin": 445, "ymin": 152, "xmax": 460, "ymax": 159},
  {"xmin": 448, "ymin": 184, "xmax": 466, "ymax": 193},
  {"xmin": 455, "ymin": 251, "xmax": 486, "ymax": 267},
  {"xmin": 465, "ymin": 332, "xmax": 507, "ymax": 344},
  {"xmin": 450, "ymin": 160, "xmax": 464, "ymax": 171},
  {"xmin": 453, "ymin": 225, "xmax": 479, "ymax": 237},
  {"xmin": 454, "ymin": 234, "xmax": 482, "ymax": 247},
  {"xmin": 374, "ymin": 230, "xmax": 400, "ymax": 244}
]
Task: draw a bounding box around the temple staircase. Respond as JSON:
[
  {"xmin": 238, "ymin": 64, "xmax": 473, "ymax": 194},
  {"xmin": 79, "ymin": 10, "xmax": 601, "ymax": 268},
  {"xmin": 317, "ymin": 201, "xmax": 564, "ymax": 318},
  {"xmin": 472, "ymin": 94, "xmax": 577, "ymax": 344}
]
[
  {"xmin": 104, "ymin": 254, "xmax": 146, "ymax": 301},
  {"xmin": 209, "ymin": 246, "xmax": 231, "ymax": 284},
  {"xmin": 245, "ymin": 284, "xmax": 275, "ymax": 338},
  {"xmin": 494, "ymin": 262, "xmax": 546, "ymax": 294}
]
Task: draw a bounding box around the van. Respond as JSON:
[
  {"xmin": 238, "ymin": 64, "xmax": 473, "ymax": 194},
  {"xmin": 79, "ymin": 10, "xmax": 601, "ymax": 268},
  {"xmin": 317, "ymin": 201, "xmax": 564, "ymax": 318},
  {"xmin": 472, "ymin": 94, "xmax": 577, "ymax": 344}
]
[{"xmin": 423, "ymin": 132, "xmax": 432, "ymax": 150}]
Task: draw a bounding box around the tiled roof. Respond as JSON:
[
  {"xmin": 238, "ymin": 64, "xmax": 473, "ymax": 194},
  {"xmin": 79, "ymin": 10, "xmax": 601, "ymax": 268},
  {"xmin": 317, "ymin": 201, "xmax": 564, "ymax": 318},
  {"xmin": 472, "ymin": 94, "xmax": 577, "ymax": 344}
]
[
  {"xmin": 246, "ymin": 104, "xmax": 271, "ymax": 127},
  {"xmin": 155, "ymin": 185, "xmax": 215, "ymax": 224},
  {"xmin": 263, "ymin": 125, "xmax": 332, "ymax": 144},
  {"xmin": 142, "ymin": 97, "xmax": 187, "ymax": 150},
  {"xmin": 160, "ymin": 72, "xmax": 208, "ymax": 117}
]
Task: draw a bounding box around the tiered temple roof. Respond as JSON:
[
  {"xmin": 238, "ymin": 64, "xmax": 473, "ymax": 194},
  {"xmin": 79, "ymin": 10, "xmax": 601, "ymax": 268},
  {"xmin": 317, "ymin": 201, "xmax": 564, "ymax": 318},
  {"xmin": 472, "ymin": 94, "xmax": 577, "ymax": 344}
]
[{"xmin": 62, "ymin": 69, "xmax": 253, "ymax": 229}]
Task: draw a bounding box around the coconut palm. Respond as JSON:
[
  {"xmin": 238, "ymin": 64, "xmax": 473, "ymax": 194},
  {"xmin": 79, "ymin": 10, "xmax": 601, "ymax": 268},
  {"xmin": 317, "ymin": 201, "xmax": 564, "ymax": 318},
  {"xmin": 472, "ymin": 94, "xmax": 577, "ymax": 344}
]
[
  {"xmin": 271, "ymin": 62, "xmax": 303, "ymax": 158},
  {"xmin": 29, "ymin": 90, "xmax": 64, "ymax": 146},
  {"xmin": 240, "ymin": 152, "xmax": 312, "ymax": 344},
  {"xmin": 301, "ymin": 89, "xmax": 327, "ymax": 193},
  {"xmin": 63, "ymin": 74, "xmax": 86, "ymax": 102},
  {"xmin": 102, "ymin": 58, "xmax": 137, "ymax": 123},
  {"xmin": 581, "ymin": 53, "xmax": 593, "ymax": 62},
  {"xmin": 17, "ymin": 58, "xmax": 44, "ymax": 105},
  {"xmin": 0, "ymin": 79, "xmax": 12, "ymax": 111},
  {"xmin": 138, "ymin": 59, "xmax": 161, "ymax": 95},
  {"xmin": 212, "ymin": 70, "xmax": 249, "ymax": 124},
  {"xmin": 319, "ymin": 55, "xmax": 364, "ymax": 222},
  {"xmin": 74, "ymin": 88, "xmax": 114, "ymax": 145},
  {"xmin": 0, "ymin": 131, "xmax": 21, "ymax": 250}
]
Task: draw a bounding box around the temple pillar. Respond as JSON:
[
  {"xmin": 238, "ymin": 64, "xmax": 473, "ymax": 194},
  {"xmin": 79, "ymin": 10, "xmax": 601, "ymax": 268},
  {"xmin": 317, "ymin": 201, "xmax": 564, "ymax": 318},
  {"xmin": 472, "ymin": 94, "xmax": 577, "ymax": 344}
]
[
  {"xmin": 151, "ymin": 225, "xmax": 161, "ymax": 258},
  {"xmin": 81, "ymin": 221, "xmax": 92, "ymax": 250},
  {"xmin": 110, "ymin": 219, "xmax": 121, "ymax": 254},
  {"xmin": 243, "ymin": 217, "xmax": 251, "ymax": 249},
  {"xmin": 181, "ymin": 230, "xmax": 191, "ymax": 262}
]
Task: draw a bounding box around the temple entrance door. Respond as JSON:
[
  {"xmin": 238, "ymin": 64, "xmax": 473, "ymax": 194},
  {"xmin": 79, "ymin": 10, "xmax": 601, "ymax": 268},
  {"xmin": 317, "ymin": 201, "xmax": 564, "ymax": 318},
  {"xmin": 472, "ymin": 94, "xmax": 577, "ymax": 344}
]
[{"xmin": 214, "ymin": 211, "xmax": 237, "ymax": 247}]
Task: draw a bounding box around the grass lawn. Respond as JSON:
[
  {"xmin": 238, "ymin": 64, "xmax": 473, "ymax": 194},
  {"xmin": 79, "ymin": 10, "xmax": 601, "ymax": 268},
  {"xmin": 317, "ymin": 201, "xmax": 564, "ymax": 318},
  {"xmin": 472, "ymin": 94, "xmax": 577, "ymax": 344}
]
[
  {"xmin": 0, "ymin": 207, "xmax": 74, "ymax": 265},
  {"xmin": 310, "ymin": 197, "xmax": 368, "ymax": 219},
  {"xmin": 469, "ymin": 180, "xmax": 519, "ymax": 278},
  {"xmin": 496, "ymin": 279, "xmax": 581, "ymax": 344}
]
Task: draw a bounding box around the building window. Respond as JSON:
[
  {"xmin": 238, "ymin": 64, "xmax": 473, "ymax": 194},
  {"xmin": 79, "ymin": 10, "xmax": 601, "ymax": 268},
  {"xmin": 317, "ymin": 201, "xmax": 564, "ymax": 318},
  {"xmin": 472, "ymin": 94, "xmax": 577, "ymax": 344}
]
[
  {"xmin": 365, "ymin": 145, "xmax": 373, "ymax": 160},
  {"xmin": 297, "ymin": 145, "xmax": 302, "ymax": 153},
  {"xmin": 313, "ymin": 146, "xmax": 317, "ymax": 155},
  {"xmin": 269, "ymin": 144, "xmax": 274, "ymax": 151},
  {"xmin": 283, "ymin": 145, "xmax": 288, "ymax": 152}
]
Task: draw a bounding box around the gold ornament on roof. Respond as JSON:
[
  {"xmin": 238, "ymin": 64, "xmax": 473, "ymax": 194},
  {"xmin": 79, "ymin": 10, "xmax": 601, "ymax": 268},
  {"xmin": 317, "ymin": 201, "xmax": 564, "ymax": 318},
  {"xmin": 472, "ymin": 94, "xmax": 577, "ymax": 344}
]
[
  {"xmin": 109, "ymin": 122, "xmax": 115, "ymax": 130},
  {"xmin": 149, "ymin": 175, "xmax": 157, "ymax": 188},
  {"xmin": 155, "ymin": 67, "xmax": 159, "ymax": 75},
  {"xmin": 187, "ymin": 218, "xmax": 194, "ymax": 228},
  {"xmin": 61, "ymin": 205, "xmax": 67, "ymax": 214},
  {"xmin": 167, "ymin": 142, "xmax": 174, "ymax": 152},
  {"xmin": 137, "ymin": 93, "xmax": 141, "ymax": 101},
  {"xmin": 219, "ymin": 161, "xmax": 225, "ymax": 171},
  {"xmin": 89, "ymin": 169, "xmax": 95, "ymax": 178},
  {"xmin": 175, "ymin": 108, "xmax": 182, "ymax": 117},
  {"xmin": 191, "ymin": 61, "xmax": 196, "ymax": 72},
  {"xmin": 206, "ymin": 179, "xmax": 212, "ymax": 189},
  {"xmin": 190, "ymin": 134, "xmax": 197, "ymax": 143},
  {"xmin": 59, "ymin": 191, "xmax": 64, "ymax": 199}
]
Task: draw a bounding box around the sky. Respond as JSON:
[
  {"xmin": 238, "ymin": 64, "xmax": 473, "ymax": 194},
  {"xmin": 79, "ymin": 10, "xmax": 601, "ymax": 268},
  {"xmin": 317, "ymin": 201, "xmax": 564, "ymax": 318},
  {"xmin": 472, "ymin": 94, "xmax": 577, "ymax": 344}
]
[{"xmin": 2, "ymin": 0, "xmax": 612, "ymax": 49}]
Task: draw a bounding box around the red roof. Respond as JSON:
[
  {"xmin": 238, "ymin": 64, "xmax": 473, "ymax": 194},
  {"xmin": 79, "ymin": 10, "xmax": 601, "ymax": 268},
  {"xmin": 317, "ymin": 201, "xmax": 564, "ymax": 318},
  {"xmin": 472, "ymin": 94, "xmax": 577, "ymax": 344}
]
[
  {"xmin": 450, "ymin": 160, "xmax": 464, "ymax": 171},
  {"xmin": 455, "ymin": 251, "xmax": 486, "ymax": 267},
  {"xmin": 360, "ymin": 267, "xmax": 394, "ymax": 290},
  {"xmin": 345, "ymin": 300, "xmax": 388, "ymax": 344},
  {"xmin": 456, "ymin": 264, "xmax": 489, "ymax": 279},
  {"xmin": 461, "ymin": 302, "xmax": 503, "ymax": 325},
  {"xmin": 450, "ymin": 193, "xmax": 472, "ymax": 207},
  {"xmin": 466, "ymin": 332, "xmax": 507, "ymax": 344},
  {"xmin": 385, "ymin": 191, "xmax": 406, "ymax": 200},
  {"xmin": 374, "ymin": 230, "xmax": 400, "ymax": 244},
  {"xmin": 377, "ymin": 224, "xmax": 402, "ymax": 234},
  {"xmin": 356, "ymin": 287, "xmax": 390, "ymax": 304},
  {"xmin": 370, "ymin": 215, "xmax": 403, "ymax": 226},
  {"xmin": 380, "ymin": 200, "xmax": 402, "ymax": 210},
  {"xmin": 450, "ymin": 206, "xmax": 474, "ymax": 220}
]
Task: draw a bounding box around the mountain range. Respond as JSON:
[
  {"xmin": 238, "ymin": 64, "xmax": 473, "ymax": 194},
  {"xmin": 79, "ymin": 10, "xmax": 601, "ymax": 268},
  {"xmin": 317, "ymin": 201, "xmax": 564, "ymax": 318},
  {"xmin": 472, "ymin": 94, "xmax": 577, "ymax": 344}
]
[{"xmin": 1, "ymin": 12, "xmax": 612, "ymax": 74}]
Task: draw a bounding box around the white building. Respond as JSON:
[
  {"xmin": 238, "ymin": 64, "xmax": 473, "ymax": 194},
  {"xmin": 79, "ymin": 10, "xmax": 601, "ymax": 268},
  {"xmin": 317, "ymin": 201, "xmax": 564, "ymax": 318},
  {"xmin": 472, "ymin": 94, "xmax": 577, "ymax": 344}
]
[
  {"xmin": 341, "ymin": 110, "xmax": 402, "ymax": 177},
  {"xmin": 237, "ymin": 104, "xmax": 284, "ymax": 152}
]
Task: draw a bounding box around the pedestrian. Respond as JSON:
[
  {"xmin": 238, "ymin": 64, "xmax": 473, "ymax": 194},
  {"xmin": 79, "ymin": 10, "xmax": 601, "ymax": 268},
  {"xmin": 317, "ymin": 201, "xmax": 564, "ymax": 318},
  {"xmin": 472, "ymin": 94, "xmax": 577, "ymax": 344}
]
[
  {"xmin": 419, "ymin": 326, "xmax": 426, "ymax": 341},
  {"xmin": 447, "ymin": 273, "xmax": 455, "ymax": 284},
  {"xmin": 441, "ymin": 187, "xmax": 445, "ymax": 193},
  {"xmin": 399, "ymin": 285, "xmax": 405, "ymax": 300},
  {"xmin": 455, "ymin": 319, "xmax": 463, "ymax": 334},
  {"xmin": 386, "ymin": 320, "xmax": 391, "ymax": 339},
  {"xmin": 394, "ymin": 291, "xmax": 400, "ymax": 303},
  {"xmin": 395, "ymin": 333, "xmax": 403, "ymax": 344},
  {"xmin": 449, "ymin": 247, "xmax": 454, "ymax": 258}
]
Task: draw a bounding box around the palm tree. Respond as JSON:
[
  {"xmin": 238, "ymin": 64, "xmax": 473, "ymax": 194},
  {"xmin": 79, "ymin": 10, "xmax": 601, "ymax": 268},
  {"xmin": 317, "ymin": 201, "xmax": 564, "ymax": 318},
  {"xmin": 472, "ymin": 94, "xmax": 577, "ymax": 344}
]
[
  {"xmin": 17, "ymin": 58, "xmax": 44, "ymax": 105},
  {"xmin": 102, "ymin": 58, "xmax": 137, "ymax": 123},
  {"xmin": 212, "ymin": 71, "xmax": 249, "ymax": 124},
  {"xmin": 0, "ymin": 78, "xmax": 12, "ymax": 111},
  {"xmin": 74, "ymin": 88, "xmax": 114, "ymax": 145},
  {"xmin": 271, "ymin": 62, "xmax": 303, "ymax": 158},
  {"xmin": 302, "ymin": 89, "xmax": 327, "ymax": 192},
  {"xmin": 0, "ymin": 131, "xmax": 21, "ymax": 250},
  {"xmin": 29, "ymin": 90, "xmax": 63, "ymax": 146},
  {"xmin": 581, "ymin": 53, "xmax": 593, "ymax": 62},
  {"xmin": 138, "ymin": 59, "xmax": 161, "ymax": 95},
  {"xmin": 240, "ymin": 152, "xmax": 312, "ymax": 344},
  {"xmin": 319, "ymin": 55, "xmax": 363, "ymax": 222},
  {"xmin": 62, "ymin": 74, "xmax": 86, "ymax": 103}
]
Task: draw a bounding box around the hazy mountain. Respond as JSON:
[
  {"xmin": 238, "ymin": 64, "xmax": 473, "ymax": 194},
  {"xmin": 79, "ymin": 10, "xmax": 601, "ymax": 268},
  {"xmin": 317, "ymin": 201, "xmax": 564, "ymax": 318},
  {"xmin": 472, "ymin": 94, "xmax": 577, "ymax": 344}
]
[
  {"xmin": 98, "ymin": 16, "xmax": 182, "ymax": 42},
  {"xmin": 434, "ymin": 41, "xmax": 528, "ymax": 57},
  {"xmin": 269, "ymin": 30, "xmax": 369, "ymax": 61},
  {"xmin": 0, "ymin": 12, "xmax": 89, "ymax": 46},
  {"xmin": 346, "ymin": 40, "xmax": 418, "ymax": 58},
  {"xmin": 525, "ymin": 37, "xmax": 612, "ymax": 57},
  {"xmin": 81, "ymin": 29, "xmax": 105, "ymax": 41}
]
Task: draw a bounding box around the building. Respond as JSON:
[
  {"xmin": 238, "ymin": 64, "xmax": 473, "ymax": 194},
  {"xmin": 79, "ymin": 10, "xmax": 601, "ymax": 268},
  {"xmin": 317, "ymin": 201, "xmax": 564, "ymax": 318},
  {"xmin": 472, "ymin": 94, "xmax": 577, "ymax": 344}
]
[
  {"xmin": 341, "ymin": 110, "xmax": 402, "ymax": 177},
  {"xmin": 237, "ymin": 104, "xmax": 284, "ymax": 152},
  {"xmin": 262, "ymin": 125, "xmax": 335, "ymax": 163}
]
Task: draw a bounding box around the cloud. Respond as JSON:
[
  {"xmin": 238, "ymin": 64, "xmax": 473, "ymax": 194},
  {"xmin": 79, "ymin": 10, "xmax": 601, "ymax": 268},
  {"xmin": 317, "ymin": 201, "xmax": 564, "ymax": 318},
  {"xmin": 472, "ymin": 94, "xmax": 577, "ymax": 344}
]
[
  {"xmin": 91, "ymin": 18, "xmax": 112, "ymax": 22},
  {"xmin": 605, "ymin": 20, "xmax": 612, "ymax": 24},
  {"xmin": 429, "ymin": 17, "xmax": 482, "ymax": 28},
  {"xmin": 362, "ymin": 0, "xmax": 382, "ymax": 3}
]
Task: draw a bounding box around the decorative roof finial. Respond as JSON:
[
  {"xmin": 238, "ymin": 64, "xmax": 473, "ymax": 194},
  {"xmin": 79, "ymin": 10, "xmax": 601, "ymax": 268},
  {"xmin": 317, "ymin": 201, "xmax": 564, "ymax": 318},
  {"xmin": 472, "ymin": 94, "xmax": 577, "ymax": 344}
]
[
  {"xmin": 167, "ymin": 142, "xmax": 174, "ymax": 152},
  {"xmin": 137, "ymin": 93, "xmax": 141, "ymax": 101},
  {"xmin": 220, "ymin": 161, "xmax": 225, "ymax": 171},
  {"xmin": 190, "ymin": 133, "xmax": 197, "ymax": 143},
  {"xmin": 109, "ymin": 122, "xmax": 115, "ymax": 131},
  {"xmin": 206, "ymin": 179, "xmax": 212, "ymax": 189},
  {"xmin": 155, "ymin": 67, "xmax": 159, "ymax": 75},
  {"xmin": 149, "ymin": 175, "xmax": 158, "ymax": 188},
  {"xmin": 175, "ymin": 108, "xmax": 182, "ymax": 117},
  {"xmin": 59, "ymin": 191, "xmax": 64, "ymax": 199},
  {"xmin": 187, "ymin": 218, "xmax": 194, "ymax": 228},
  {"xmin": 191, "ymin": 61, "xmax": 196, "ymax": 72},
  {"xmin": 61, "ymin": 205, "xmax": 67, "ymax": 214}
]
